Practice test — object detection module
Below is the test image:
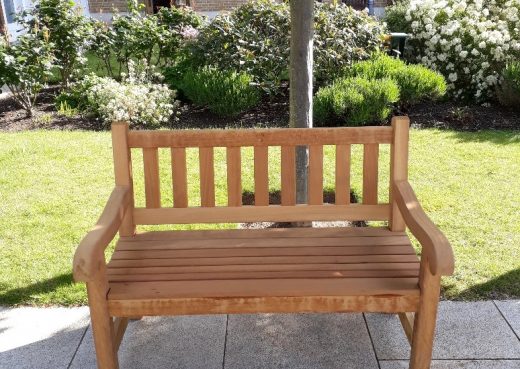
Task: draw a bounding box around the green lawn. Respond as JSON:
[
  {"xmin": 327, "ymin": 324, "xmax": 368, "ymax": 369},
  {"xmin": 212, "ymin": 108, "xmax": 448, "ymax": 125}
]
[{"xmin": 0, "ymin": 129, "xmax": 519, "ymax": 305}]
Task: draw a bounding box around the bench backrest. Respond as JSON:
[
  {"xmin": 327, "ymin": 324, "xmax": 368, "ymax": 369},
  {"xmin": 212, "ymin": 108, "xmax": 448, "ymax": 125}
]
[{"xmin": 111, "ymin": 117, "xmax": 409, "ymax": 230}]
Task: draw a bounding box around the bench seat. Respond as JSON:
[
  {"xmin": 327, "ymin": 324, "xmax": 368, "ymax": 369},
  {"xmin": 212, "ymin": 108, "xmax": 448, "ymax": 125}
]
[{"xmin": 106, "ymin": 227, "xmax": 421, "ymax": 316}]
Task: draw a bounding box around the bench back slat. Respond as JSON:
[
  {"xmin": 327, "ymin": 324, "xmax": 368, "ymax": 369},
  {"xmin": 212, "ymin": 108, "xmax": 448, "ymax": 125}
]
[
  {"xmin": 112, "ymin": 119, "xmax": 410, "ymax": 225},
  {"xmin": 199, "ymin": 147, "xmax": 215, "ymax": 207},
  {"xmin": 226, "ymin": 147, "xmax": 242, "ymax": 207},
  {"xmin": 254, "ymin": 146, "xmax": 270, "ymax": 206},
  {"xmin": 308, "ymin": 145, "xmax": 324, "ymax": 205},
  {"xmin": 335, "ymin": 144, "xmax": 351, "ymax": 205},
  {"xmin": 143, "ymin": 148, "xmax": 161, "ymax": 208},
  {"xmin": 362, "ymin": 143, "xmax": 379, "ymax": 205},
  {"xmin": 171, "ymin": 147, "xmax": 188, "ymax": 208},
  {"xmin": 281, "ymin": 146, "xmax": 296, "ymax": 206}
]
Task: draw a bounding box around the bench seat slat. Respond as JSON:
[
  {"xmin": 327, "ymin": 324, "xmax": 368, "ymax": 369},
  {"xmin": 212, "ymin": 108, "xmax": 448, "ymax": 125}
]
[
  {"xmin": 107, "ymin": 262, "xmax": 420, "ymax": 275},
  {"xmin": 116, "ymin": 235, "xmax": 411, "ymax": 250},
  {"xmin": 108, "ymin": 254, "xmax": 420, "ymax": 268},
  {"xmin": 111, "ymin": 245, "xmax": 415, "ymax": 260},
  {"xmin": 108, "ymin": 269, "xmax": 420, "ymax": 282}
]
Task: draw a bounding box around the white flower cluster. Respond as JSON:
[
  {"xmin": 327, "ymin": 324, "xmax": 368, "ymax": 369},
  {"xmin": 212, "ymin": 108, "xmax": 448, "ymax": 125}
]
[
  {"xmin": 82, "ymin": 61, "xmax": 178, "ymax": 127},
  {"xmin": 405, "ymin": 0, "xmax": 520, "ymax": 101}
]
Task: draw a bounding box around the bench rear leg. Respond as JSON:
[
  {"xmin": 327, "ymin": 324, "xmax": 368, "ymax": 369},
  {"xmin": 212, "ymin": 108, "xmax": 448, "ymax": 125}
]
[
  {"xmin": 409, "ymin": 259, "xmax": 441, "ymax": 369},
  {"xmin": 87, "ymin": 275, "xmax": 119, "ymax": 369}
]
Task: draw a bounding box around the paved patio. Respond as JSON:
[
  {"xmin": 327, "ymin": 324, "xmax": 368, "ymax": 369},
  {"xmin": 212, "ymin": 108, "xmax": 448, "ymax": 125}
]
[{"xmin": 0, "ymin": 301, "xmax": 519, "ymax": 369}]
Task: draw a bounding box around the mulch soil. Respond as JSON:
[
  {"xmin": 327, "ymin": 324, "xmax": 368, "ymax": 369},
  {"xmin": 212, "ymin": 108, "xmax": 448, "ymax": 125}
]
[{"xmin": 1, "ymin": 86, "xmax": 518, "ymax": 132}]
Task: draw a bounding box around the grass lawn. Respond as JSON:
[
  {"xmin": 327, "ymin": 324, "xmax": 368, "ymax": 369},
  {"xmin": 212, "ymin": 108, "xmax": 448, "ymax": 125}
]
[{"xmin": 0, "ymin": 128, "xmax": 519, "ymax": 305}]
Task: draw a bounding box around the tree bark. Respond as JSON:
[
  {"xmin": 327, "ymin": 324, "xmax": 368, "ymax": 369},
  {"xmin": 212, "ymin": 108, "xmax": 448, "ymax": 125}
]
[{"xmin": 289, "ymin": 0, "xmax": 314, "ymax": 205}]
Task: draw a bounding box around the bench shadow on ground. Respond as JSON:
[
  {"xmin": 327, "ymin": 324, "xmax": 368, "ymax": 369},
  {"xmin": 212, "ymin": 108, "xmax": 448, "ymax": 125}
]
[
  {"xmin": 0, "ymin": 322, "xmax": 87, "ymax": 369},
  {"xmin": 449, "ymin": 268, "xmax": 520, "ymax": 301},
  {"xmin": 0, "ymin": 272, "xmax": 75, "ymax": 305}
]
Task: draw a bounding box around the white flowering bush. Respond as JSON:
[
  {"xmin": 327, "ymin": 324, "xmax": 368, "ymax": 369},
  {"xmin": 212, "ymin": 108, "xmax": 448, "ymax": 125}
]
[
  {"xmin": 404, "ymin": 0, "xmax": 520, "ymax": 101},
  {"xmin": 59, "ymin": 60, "xmax": 178, "ymax": 127}
]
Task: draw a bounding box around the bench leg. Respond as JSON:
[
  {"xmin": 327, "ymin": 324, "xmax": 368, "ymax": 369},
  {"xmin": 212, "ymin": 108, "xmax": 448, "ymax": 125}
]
[
  {"xmin": 87, "ymin": 275, "xmax": 119, "ymax": 369},
  {"xmin": 409, "ymin": 259, "xmax": 441, "ymax": 369}
]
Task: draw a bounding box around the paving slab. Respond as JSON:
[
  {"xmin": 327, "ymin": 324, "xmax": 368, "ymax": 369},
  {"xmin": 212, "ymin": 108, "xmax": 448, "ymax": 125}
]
[
  {"xmin": 224, "ymin": 313, "xmax": 378, "ymax": 369},
  {"xmin": 0, "ymin": 307, "xmax": 89, "ymax": 369},
  {"xmin": 495, "ymin": 300, "xmax": 520, "ymax": 339},
  {"xmin": 366, "ymin": 301, "xmax": 520, "ymax": 360},
  {"xmin": 70, "ymin": 315, "xmax": 227, "ymax": 369},
  {"xmin": 379, "ymin": 360, "xmax": 520, "ymax": 369}
]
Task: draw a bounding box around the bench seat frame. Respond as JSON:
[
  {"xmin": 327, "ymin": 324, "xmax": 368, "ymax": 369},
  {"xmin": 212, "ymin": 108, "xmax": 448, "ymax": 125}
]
[{"xmin": 73, "ymin": 117, "xmax": 454, "ymax": 369}]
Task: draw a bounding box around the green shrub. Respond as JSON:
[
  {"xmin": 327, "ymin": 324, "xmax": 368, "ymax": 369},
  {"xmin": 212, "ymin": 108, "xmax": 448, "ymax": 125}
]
[
  {"xmin": 347, "ymin": 53, "xmax": 446, "ymax": 105},
  {"xmin": 384, "ymin": 0, "xmax": 411, "ymax": 33},
  {"xmin": 314, "ymin": 77, "xmax": 400, "ymax": 126},
  {"xmin": 179, "ymin": 67, "xmax": 260, "ymax": 116},
  {"xmin": 190, "ymin": 0, "xmax": 385, "ymax": 95},
  {"xmin": 0, "ymin": 26, "xmax": 55, "ymax": 117},
  {"xmin": 18, "ymin": 0, "xmax": 94, "ymax": 87},
  {"xmin": 497, "ymin": 62, "xmax": 520, "ymax": 109},
  {"xmin": 89, "ymin": 0, "xmax": 203, "ymax": 79}
]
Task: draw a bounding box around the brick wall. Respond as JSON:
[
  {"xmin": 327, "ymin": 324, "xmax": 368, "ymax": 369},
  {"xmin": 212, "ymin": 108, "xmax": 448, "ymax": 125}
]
[
  {"xmin": 87, "ymin": 0, "xmax": 391, "ymax": 15},
  {"xmin": 193, "ymin": 0, "xmax": 249, "ymax": 12},
  {"xmin": 88, "ymin": 0, "xmax": 129, "ymax": 13}
]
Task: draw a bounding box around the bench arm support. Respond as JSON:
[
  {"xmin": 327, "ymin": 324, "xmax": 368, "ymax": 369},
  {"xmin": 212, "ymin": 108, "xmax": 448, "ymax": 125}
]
[
  {"xmin": 394, "ymin": 181, "xmax": 454, "ymax": 276},
  {"xmin": 73, "ymin": 186, "xmax": 131, "ymax": 282}
]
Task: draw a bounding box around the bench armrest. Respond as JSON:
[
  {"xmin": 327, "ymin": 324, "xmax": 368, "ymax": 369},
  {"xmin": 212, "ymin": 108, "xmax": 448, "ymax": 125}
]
[
  {"xmin": 394, "ymin": 181, "xmax": 454, "ymax": 276},
  {"xmin": 73, "ymin": 186, "xmax": 131, "ymax": 282}
]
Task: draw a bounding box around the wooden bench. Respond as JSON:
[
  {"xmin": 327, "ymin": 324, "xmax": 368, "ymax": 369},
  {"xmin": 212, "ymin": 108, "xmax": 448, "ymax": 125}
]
[{"xmin": 73, "ymin": 116, "xmax": 454, "ymax": 369}]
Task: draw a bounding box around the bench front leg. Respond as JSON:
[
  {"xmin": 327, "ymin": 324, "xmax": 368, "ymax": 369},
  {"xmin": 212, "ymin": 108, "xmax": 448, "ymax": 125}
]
[
  {"xmin": 87, "ymin": 270, "xmax": 119, "ymax": 369},
  {"xmin": 409, "ymin": 257, "xmax": 441, "ymax": 369}
]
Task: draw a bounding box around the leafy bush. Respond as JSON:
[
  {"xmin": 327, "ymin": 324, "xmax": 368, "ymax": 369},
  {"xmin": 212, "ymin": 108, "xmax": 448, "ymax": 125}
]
[
  {"xmin": 90, "ymin": 0, "xmax": 203, "ymax": 78},
  {"xmin": 497, "ymin": 62, "xmax": 520, "ymax": 109},
  {"xmin": 59, "ymin": 60, "xmax": 178, "ymax": 127},
  {"xmin": 384, "ymin": 0, "xmax": 412, "ymax": 33},
  {"xmin": 402, "ymin": 0, "xmax": 520, "ymax": 102},
  {"xmin": 0, "ymin": 27, "xmax": 55, "ymax": 117},
  {"xmin": 18, "ymin": 0, "xmax": 94, "ymax": 87},
  {"xmin": 190, "ymin": 0, "xmax": 385, "ymax": 94},
  {"xmin": 178, "ymin": 67, "xmax": 260, "ymax": 116},
  {"xmin": 347, "ymin": 53, "xmax": 446, "ymax": 105},
  {"xmin": 314, "ymin": 77, "xmax": 400, "ymax": 126}
]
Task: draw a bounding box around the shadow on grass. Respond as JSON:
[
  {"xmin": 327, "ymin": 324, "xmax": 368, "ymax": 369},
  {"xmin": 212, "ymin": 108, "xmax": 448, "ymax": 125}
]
[
  {"xmin": 447, "ymin": 129, "xmax": 520, "ymax": 145},
  {"xmin": 240, "ymin": 188, "xmax": 358, "ymax": 205},
  {"xmin": 0, "ymin": 273, "xmax": 74, "ymax": 305},
  {"xmin": 447, "ymin": 268, "xmax": 520, "ymax": 301}
]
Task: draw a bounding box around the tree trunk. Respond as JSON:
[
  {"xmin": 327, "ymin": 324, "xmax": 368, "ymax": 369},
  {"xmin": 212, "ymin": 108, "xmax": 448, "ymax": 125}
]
[{"xmin": 289, "ymin": 0, "xmax": 314, "ymax": 205}]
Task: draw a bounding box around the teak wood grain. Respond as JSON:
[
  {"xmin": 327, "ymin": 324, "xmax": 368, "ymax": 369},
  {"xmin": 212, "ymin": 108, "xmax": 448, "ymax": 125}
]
[
  {"xmin": 75, "ymin": 118, "xmax": 453, "ymax": 369},
  {"xmin": 171, "ymin": 147, "xmax": 188, "ymax": 208}
]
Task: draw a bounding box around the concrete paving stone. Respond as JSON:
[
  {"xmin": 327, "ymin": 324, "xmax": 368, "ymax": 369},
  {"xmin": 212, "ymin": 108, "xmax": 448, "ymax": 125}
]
[
  {"xmin": 366, "ymin": 301, "xmax": 520, "ymax": 360},
  {"xmin": 379, "ymin": 360, "xmax": 520, "ymax": 369},
  {"xmin": 495, "ymin": 300, "xmax": 520, "ymax": 338},
  {"xmin": 70, "ymin": 315, "xmax": 227, "ymax": 369},
  {"xmin": 224, "ymin": 313, "xmax": 379, "ymax": 369},
  {"xmin": 0, "ymin": 307, "xmax": 89, "ymax": 369}
]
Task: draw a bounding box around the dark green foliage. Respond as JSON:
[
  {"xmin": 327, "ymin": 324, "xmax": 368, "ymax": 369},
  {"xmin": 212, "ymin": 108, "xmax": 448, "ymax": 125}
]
[
  {"xmin": 384, "ymin": 0, "xmax": 412, "ymax": 33},
  {"xmin": 179, "ymin": 67, "xmax": 260, "ymax": 116},
  {"xmin": 0, "ymin": 27, "xmax": 55, "ymax": 117},
  {"xmin": 314, "ymin": 77, "xmax": 400, "ymax": 126},
  {"xmin": 497, "ymin": 62, "xmax": 520, "ymax": 110},
  {"xmin": 190, "ymin": 0, "xmax": 385, "ymax": 95},
  {"xmin": 89, "ymin": 0, "xmax": 203, "ymax": 79},
  {"xmin": 17, "ymin": 0, "xmax": 94, "ymax": 87},
  {"xmin": 346, "ymin": 53, "xmax": 447, "ymax": 105}
]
